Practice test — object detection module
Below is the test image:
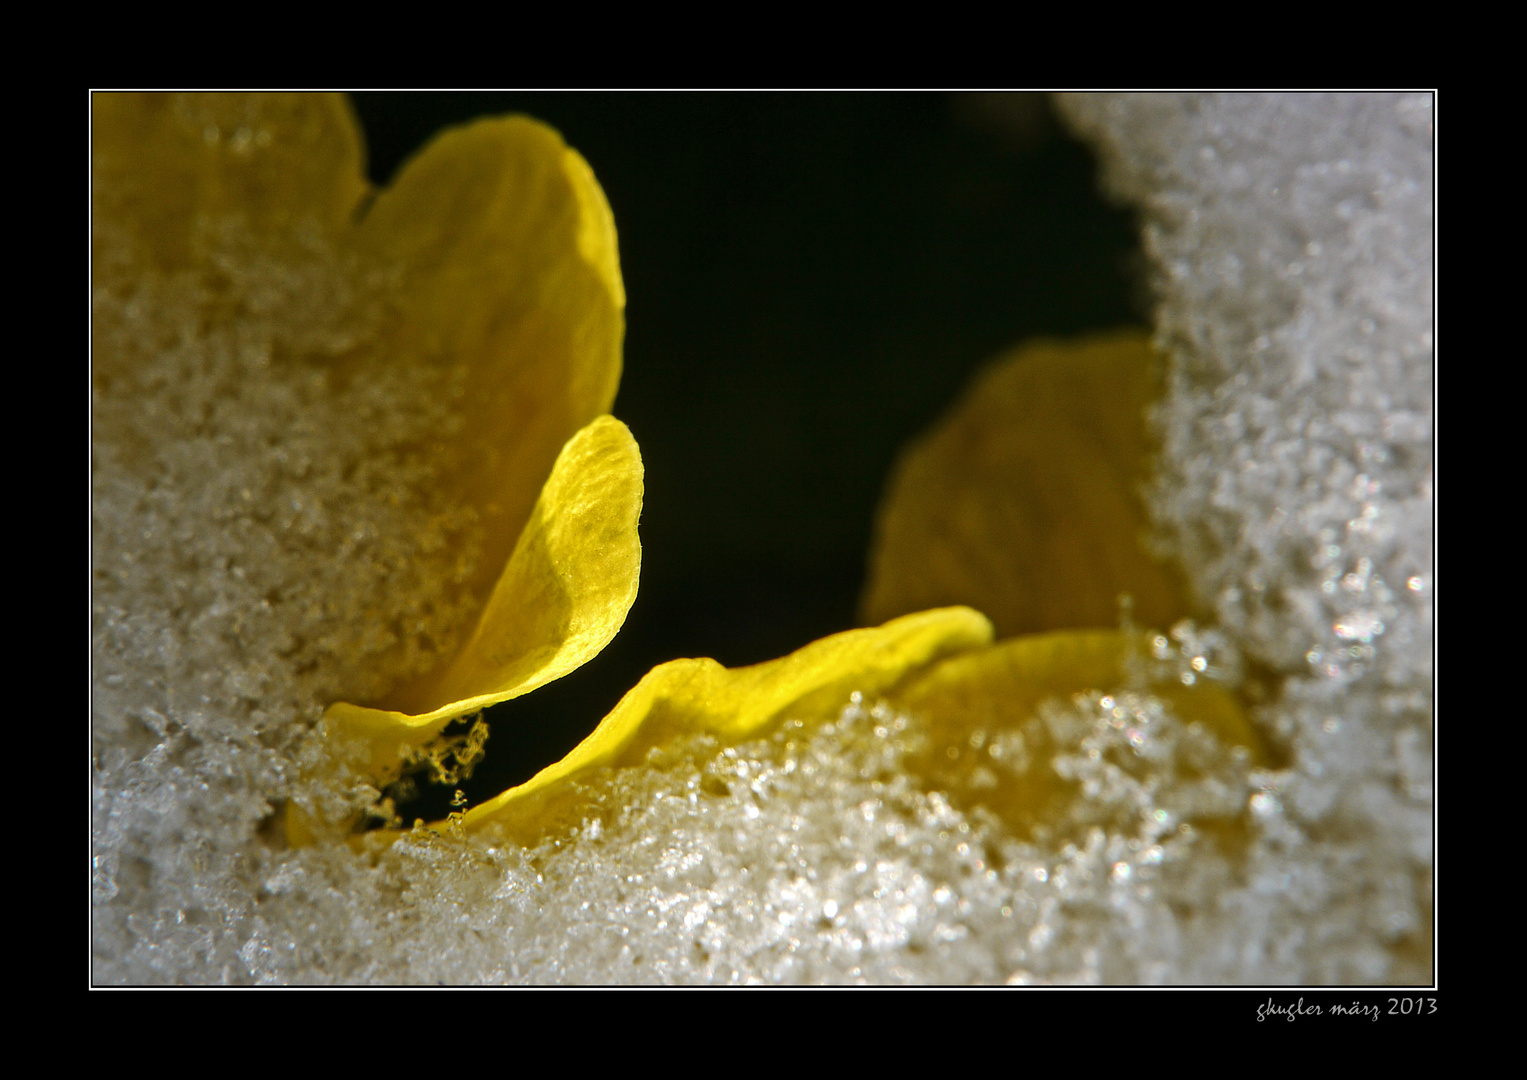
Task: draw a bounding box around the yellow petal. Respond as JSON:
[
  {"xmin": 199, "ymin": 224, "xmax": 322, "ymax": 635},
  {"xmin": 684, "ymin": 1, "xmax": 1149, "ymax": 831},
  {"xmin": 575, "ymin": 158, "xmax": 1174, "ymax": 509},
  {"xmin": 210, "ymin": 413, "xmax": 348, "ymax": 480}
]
[
  {"xmin": 97, "ymin": 97, "xmax": 627, "ymax": 679},
  {"xmin": 92, "ymin": 93, "xmax": 370, "ymax": 398},
  {"xmin": 889, "ymin": 629, "xmax": 1264, "ymax": 838},
  {"xmin": 861, "ymin": 332, "xmax": 1194, "ymax": 638},
  {"xmin": 91, "ymin": 93, "xmax": 367, "ymax": 277},
  {"xmin": 326, "ymin": 415, "xmax": 643, "ymax": 776},
  {"xmin": 456, "ymin": 607, "xmax": 994, "ymax": 843},
  {"xmin": 351, "ymin": 116, "xmax": 625, "ymax": 620},
  {"xmin": 288, "ymin": 108, "xmax": 633, "ymax": 776}
]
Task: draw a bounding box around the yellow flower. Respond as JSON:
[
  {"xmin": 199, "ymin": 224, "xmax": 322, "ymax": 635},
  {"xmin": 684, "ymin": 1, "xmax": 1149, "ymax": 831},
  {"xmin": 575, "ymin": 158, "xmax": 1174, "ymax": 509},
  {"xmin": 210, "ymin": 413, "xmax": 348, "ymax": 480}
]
[
  {"xmin": 94, "ymin": 93, "xmax": 1423, "ymax": 985},
  {"xmin": 448, "ymin": 332, "xmax": 1266, "ymax": 850},
  {"xmin": 94, "ymin": 91, "xmax": 1257, "ymax": 882},
  {"xmin": 93, "ymin": 93, "xmax": 642, "ymax": 834}
]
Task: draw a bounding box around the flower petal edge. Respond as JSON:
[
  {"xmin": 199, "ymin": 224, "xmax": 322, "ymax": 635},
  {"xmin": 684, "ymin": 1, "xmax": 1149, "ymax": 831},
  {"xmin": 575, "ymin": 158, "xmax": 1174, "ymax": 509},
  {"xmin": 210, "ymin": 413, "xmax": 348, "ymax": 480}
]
[{"xmin": 325, "ymin": 415, "xmax": 643, "ymax": 777}]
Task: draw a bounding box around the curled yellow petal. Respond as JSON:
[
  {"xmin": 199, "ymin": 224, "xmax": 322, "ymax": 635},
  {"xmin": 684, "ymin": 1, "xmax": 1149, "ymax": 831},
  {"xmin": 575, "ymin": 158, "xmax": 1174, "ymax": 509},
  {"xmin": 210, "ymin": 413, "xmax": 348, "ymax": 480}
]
[
  {"xmin": 457, "ymin": 607, "xmax": 994, "ymax": 842},
  {"xmin": 861, "ymin": 332, "xmax": 1193, "ymax": 638},
  {"xmin": 889, "ymin": 629, "xmax": 1264, "ymax": 840},
  {"xmin": 325, "ymin": 415, "xmax": 643, "ymax": 776}
]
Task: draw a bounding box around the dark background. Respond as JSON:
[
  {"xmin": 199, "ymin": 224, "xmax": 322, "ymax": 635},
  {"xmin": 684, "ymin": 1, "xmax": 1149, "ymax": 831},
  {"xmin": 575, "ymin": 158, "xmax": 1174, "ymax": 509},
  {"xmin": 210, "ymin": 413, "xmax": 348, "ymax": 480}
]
[{"xmin": 348, "ymin": 93, "xmax": 1143, "ymax": 816}]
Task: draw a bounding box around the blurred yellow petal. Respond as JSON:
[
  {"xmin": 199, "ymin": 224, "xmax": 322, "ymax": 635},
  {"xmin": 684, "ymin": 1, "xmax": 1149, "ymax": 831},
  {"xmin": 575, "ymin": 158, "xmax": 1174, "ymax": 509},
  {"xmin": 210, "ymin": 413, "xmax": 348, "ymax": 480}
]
[
  {"xmin": 92, "ymin": 92, "xmax": 367, "ymax": 280},
  {"xmin": 326, "ymin": 415, "xmax": 643, "ymax": 776},
  {"xmin": 861, "ymin": 332, "xmax": 1193, "ymax": 638},
  {"xmin": 455, "ymin": 607, "xmax": 993, "ymax": 843},
  {"xmin": 889, "ymin": 629, "xmax": 1265, "ymax": 840}
]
